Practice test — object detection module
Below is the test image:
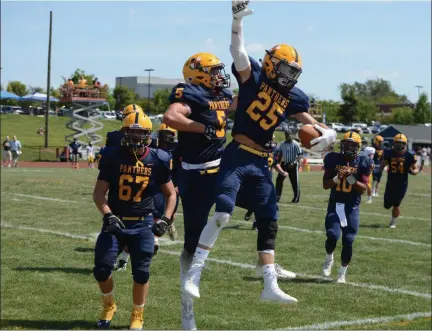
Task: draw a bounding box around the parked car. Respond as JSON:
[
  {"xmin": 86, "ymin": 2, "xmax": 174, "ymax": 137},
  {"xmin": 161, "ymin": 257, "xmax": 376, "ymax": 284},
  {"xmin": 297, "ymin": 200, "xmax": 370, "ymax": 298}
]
[
  {"xmin": 369, "ymin": 126, "xmax": 380, "ymax": 134},
  {"xmin": 328, "ymin": 123, "xmax": 346, "ymax": 132},
  {"xmin": 103, "ymin": 111, "xmax": 116, "ymax": 120}
]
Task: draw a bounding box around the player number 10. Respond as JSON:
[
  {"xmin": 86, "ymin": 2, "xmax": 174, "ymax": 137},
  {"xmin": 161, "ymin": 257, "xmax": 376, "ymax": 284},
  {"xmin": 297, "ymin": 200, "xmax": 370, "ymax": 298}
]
[
  {"xmin": 335, "ymin": 177, "xmax": 352, "ymax": 193},
  {"xmin": 119, "ymin": 174, "xmax": 149, "ymax": 202}
]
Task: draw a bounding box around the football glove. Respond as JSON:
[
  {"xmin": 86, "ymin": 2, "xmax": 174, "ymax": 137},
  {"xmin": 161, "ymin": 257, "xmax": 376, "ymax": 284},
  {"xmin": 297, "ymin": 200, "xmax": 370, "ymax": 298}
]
[
  {"xmin": 203, "ymin": 125, "xmax": 217, "ymax": 140},
  {"xmin": 310, "ymin": 124, "xmax": 337, "ymax": 152},
  {"xmin": 232, "ymin": 0, "xmax": 254, "ymax": 19},
  {"xmin": 152, "ymin": 216, "xmax": 171, "ymax": 237},
  {"xmin": 103, "ymin": 213, "xmax": 125, "ymax": 234}
]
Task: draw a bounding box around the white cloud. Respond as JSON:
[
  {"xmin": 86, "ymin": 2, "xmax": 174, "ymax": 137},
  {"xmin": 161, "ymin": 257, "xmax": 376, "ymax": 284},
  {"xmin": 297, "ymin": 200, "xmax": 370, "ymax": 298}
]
[
  {"xmin": 245, "ymin": 43, "xmax": 266, "ymax": 53},
  {"xmin": 204, "ymin": 38, "xmax": 217, "ymax": 51}
]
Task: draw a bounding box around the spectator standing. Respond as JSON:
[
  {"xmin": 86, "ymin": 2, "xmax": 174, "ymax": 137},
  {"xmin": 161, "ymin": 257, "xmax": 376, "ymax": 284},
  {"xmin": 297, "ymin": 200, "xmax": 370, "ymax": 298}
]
[
  {"xmin": 86, "ymin": 142, "xmax": 95, "ymax": 169},
  {"xmin": 10, "ymin": 136, "xmax": 22, "ymax": 168},
  {"xmin": 2, "ymin": 136, "xmax": 12, "ymax": 168},
  {"xmin": 69, "ymin": 138, "xmax": 81, "ymax": 169}
]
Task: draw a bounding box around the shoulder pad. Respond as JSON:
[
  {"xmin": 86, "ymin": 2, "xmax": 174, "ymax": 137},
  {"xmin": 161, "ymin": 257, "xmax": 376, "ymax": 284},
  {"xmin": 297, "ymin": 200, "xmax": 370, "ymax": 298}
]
[
  {"xmin": 156, "ymin": 148, "xmax": 171, "ymax": 162},
  {"xmin": 169, "ymin": 83, "xmax": 208, "ymax": 106},
  {"xmin": 288, "ymin": 87, "xmax": 310, "ymax": 113},
  {"xmin": 231, "ymin": 56, "xmax": 261, "ymax": 78},
  {"xmin": 222, "ymin": 88, "xmax": 233, "ymax": 99}
]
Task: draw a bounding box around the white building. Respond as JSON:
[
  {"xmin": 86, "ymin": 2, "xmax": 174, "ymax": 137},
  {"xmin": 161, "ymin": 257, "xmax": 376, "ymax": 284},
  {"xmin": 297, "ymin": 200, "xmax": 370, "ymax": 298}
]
[{"xmin": 115, "ymin": 76, "xmax": 183, "ymax": 99}]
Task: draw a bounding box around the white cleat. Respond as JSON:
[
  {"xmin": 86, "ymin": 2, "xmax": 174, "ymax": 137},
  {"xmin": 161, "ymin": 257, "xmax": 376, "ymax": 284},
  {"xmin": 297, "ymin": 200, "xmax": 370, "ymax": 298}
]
[
  {"xmin": 336, "ymin": 273, "xmax": 346, "ymax": 284},
  {"xmin": 366, "ymin": 197, "xmax": 372, "ymax": 204},
  {"xmin": 255, "ymin": 263, "xmax": 296, "ymax": 279},
  {"xmin": 183, "ymin": 264, "xmax": 203, "ymax": 299},
  {"xmin": 260, "ymin": 287, "xmax": 298, "ymax": 304},
  {"xmin": 389, "ymin": 219, "xmax": 397, "ymax": 229},
  {"xmin": 322, "ymin": 259, "xmax": 334, "ymax": 277},
  {"xmin": 181, "ymin": 296, "xmax": 197, "ymax": 330}
]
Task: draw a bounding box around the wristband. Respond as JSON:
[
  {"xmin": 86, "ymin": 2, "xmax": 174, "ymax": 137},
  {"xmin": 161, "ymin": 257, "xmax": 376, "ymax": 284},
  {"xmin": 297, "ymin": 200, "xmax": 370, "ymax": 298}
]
[
  {"xmin": 161, "ymin": 215, "xmax": 171, "ymax": 225},
  {"xmin": 332, "ymin": 175, "xmax": 340, "ymax": 184},
  {"xmin": 346, "ymin": 175, "xmax": 357, "ymax": 185}
]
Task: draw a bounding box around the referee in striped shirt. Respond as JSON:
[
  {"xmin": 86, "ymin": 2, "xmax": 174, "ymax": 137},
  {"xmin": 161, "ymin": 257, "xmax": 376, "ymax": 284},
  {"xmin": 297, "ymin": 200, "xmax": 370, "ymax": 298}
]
[{"xmin": 275, "ymin": 129, "xmax": 303, "ymax": 203}]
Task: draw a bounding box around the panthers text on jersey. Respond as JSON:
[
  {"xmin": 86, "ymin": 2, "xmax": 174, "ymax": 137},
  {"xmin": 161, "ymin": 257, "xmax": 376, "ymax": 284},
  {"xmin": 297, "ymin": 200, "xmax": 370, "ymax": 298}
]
[
  {"xmin": 169, "ymin": 83, "xmax": 233, "ymax": 164},
  {"xmin": 324, "ymin": 152, "xmax": 373, "ymax": 210},
  {"xmin": 231, "ymin": 57, "xmax": 309, "ymax": 148},
  {"xmin": 383, "ymin": 149, "xmax": 416, "ymax": 186},
  {"xmin": 97, "ymin": 146, "xmax": 172, "ymax": 218}
]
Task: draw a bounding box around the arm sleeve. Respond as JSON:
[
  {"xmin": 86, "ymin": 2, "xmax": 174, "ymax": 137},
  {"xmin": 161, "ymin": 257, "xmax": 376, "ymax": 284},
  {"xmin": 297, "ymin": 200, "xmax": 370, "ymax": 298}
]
[
  {"xmin": 97, "ymin": 151, "xmax": 111, "ymax": 181},
  {"xmin": 229, "ymin": 18, "xmax": 250, "ymax": 72}
]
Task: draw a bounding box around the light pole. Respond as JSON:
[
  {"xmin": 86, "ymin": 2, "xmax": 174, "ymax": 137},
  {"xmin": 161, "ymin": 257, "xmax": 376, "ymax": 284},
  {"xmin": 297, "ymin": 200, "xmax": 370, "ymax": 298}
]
[
  {"xmin": 144, "ymin": 68, "xmax": 155, "ymax": 115},
  {"xmin": 415, "ymin": 85, "xmax": 423, "ymax": 100}
]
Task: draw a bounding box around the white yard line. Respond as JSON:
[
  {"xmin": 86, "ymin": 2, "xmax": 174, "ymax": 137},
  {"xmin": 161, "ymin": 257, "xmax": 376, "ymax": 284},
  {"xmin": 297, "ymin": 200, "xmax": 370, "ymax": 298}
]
[
  {"xmin": 2, "ymin": 222, "xmax": 431, "ymax": 300},
  {"xmin": 3, "ymin": 194, "xmax": 430, "ymax": 247},
  {"xmin": 278, "ymin": 311, "xmax": 432, "ymax": 330}
]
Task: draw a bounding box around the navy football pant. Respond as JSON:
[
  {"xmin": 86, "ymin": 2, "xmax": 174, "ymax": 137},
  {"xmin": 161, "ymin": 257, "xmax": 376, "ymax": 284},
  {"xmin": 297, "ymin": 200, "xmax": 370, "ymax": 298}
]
[
  {"xmin": 178, "ymin": 167, "xmax": 219, "ymax": 254},
  {"xmin": 325, "ymin": 207, "xmax": 359, "ymax": 265},
  {"xmin": 384, "ymin": 182, "xmax": 407, "ymax": 209},
  {"xmin": 93, "ymin": 218, "xmax": 154, "ymax": 284}
]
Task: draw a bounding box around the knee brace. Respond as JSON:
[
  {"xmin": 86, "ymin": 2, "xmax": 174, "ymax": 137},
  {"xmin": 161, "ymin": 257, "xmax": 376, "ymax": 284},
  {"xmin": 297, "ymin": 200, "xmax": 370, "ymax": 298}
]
[
  {"xmin": 198, "ymin": 212, "xmax": 230, "ymax": 248},
  {"xmin": 133, "ymin": 270, "xmax": 150, "ymax": 285},
  {"xmin": 93, "ymin": 266, "xmax": 112, "ymax": 283},
  {"xmin": 256, "ymin": 219, "xmax": 278, "ymax": 251}
]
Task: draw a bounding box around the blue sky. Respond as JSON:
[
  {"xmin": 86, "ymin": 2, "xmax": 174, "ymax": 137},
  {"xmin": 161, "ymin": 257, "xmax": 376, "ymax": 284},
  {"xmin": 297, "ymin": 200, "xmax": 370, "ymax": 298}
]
[{"xmin": 1, "ymin": 1, "xmax": 431, "ymax": 102}]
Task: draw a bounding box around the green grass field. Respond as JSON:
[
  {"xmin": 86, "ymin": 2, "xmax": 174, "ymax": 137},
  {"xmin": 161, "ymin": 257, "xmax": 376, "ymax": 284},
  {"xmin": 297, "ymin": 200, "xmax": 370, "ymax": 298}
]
[{"xmin": 1, "ymin": 167, "xmax": 431, "ymax": 330}]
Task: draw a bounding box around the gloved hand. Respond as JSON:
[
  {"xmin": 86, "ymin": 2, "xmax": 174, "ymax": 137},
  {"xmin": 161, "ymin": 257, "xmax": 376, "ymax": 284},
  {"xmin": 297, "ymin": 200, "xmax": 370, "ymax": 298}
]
[
  {"xmin": 103, "ymin": 213, "xmax": 125, "ymax": 234},
  {"xmin": 203, "ymin": 125, "xmax": 217, "ymax": 140},
  {"xmin": 232, "ymin": 0, "xmax": 254, "ymax": 20},
  {"xmin": 152, "ymin": 216, "xmax": 171, "ymax": 237},
  {"xmin": 310, "ymin": 124, "xmax": 337, "ymax": 152}
]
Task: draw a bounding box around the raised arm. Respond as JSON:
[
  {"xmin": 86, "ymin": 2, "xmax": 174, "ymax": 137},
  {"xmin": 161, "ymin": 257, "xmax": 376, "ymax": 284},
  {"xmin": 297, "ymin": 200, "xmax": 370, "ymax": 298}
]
[{"xmin": 230, "ymin": 1, "xmax": 254, "ymax": 83}]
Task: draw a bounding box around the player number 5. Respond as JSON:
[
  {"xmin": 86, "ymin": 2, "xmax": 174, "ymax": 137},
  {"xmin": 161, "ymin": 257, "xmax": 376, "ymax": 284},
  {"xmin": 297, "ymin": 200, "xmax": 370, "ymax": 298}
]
[
  {"xmin": 175, "ymin": 88, "xmax": 184, "ymax": 99},
  {"xmin": 215, "ymin": 110, "xmax": 226, "ymax": 138},
  {"xmin": 119, "ymin": 174, "xmax": 149, "ymax": 202}
]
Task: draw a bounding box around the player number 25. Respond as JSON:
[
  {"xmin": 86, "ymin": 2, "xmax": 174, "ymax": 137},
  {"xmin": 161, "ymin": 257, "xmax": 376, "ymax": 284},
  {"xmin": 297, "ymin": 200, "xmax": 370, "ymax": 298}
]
[
  {"xmin": 335, "ymin": 177, "xmax": 352, "ymax": 193},
  {"xmin": 246, "ymin": 91, "xmax": 284, "ymax": 130},
  {"xmin": 390, "ymin": 160, "xmax": 404, "ymax": 174},
  {"xmin": 119, "ymin": 174, "xmax": 149, "ymax": 202}
]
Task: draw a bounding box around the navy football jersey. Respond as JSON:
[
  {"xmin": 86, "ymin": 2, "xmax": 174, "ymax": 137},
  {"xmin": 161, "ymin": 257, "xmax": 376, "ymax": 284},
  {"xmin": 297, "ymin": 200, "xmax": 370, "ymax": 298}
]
[
  {"xmin": 169, "ymin": 83, "xmax": 233, "ymax": 164},
  {"xmin": 231, "ymin": 57, "xmax": 309, "ymax": 148},
  {"xmin": 98, "ymin": 146, "xmax": 172, "ymax": 217},
  {"xmin": 158, "ymin": 141, "xmax": 181, "ymax": 187},
  {"xmin": 384, "ymin": 149, "xmax": 416, "ymax": 186},
  {"xmin": 372, "ymin": 144, "xmax": 384, "ymax": 166},
  {"xmin": 324, "ymin": 152, "xmax": 373, "ymax": 208}
]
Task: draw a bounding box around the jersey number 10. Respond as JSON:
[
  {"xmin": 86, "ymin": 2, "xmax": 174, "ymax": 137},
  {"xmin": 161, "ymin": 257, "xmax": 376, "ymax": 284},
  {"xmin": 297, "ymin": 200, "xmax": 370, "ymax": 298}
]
[
  {"xmin": 246, "ymin": 91, "xmax": 285, "ymax": 131},
  {"xmin": 335, "ymin": 177, "xmax": 352, "ymax": 193}
]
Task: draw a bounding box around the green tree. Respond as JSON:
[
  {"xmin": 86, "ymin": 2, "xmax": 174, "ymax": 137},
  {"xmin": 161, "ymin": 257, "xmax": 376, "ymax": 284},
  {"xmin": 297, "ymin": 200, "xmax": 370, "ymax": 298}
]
[
  {"xmin": 392, "ymin": 107, "xmax": 415, "ymax": 124},
  {"xmin": 339, "ymin": 86, "xmax": 359, "ymax": 123},
  {"xmin": 355, "ymin": 99, "xmax": 379, "ymax": 123},
  {"xmin": 319, "ymin": 100, "xmax": 341, "ymax": 123},
  {"xmin": 49, "ymin": 87, "xmax": 61, "ymax": 99},
  {"xmin": 113, "ymin": 86, "xmax": 137, "ymax": 110},
  {"xmin": 70, "ymin": 68, "xmax": 96, "ymax": 84},
  {"xmin": 27, "ymin": 86, "xmax": 45, "ymax": 94},
  {"xmin": 7, "ymin": 81, "xmax": 27, "ymax": 96},
  {"xmin": 414, "ymin": 93, "xmax": 431, "ymax": 124},
  {"xmin": 151, "ymin": 88, "xmax": 171, "ymax": 114}
]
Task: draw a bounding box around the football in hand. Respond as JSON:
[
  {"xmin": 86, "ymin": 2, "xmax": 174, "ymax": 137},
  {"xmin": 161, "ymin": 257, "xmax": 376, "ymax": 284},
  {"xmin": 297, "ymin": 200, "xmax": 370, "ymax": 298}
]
[{"xmin": 298, "ymin": 124, "xmax": 329, "ymax": 149}]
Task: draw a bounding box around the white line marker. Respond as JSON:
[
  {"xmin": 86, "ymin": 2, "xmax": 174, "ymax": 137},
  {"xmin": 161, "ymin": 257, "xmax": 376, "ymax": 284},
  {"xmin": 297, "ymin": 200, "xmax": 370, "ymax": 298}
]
[
  {"xmin": 2, "ymin": 222, "xmax": 431, "ymax": 300},
  {"xmin": 4, "ymin": 194, "xmax": 428, "ymax": 247},
  {"xmin": 278, "ymin": 311, "xmax": 432, "ymax": 330}
]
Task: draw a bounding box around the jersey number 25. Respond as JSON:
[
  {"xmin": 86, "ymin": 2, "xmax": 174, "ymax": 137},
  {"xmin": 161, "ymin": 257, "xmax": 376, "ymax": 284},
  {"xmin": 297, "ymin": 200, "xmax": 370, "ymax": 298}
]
[{"xmin": 246, "ymin": 92, "xmax": 284, "ymax": 131}]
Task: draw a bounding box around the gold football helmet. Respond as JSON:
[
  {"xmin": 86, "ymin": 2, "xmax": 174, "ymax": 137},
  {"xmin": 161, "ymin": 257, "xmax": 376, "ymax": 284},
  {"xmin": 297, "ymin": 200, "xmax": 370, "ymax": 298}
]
[
  {"xmin": 123, "ymin": 104, "xmax": 143, "ymax": 119},
  {"xmin": 393, "ymin": 133, "xmax": 407, "ymax": 152},
  {"xmin": 158, "ymin": 123, "xmax": 177, "ymax": 143},
  {"xmin": 341, "ymin": 131, "xmax": 362, "ymax": 159},
  {"xmin": 262, "ymin": 44, "xmax": 302, "ymax": 90},
  {"xmin": 183, "ymin": 53, "xmax": 230, "ymax": 89},
  {"xmin": 374, "ymin": 135, "xmax": 384, "ymax": 147},
  {"xmin": 121, "ymin": 111, "xmax": 152, "ymax": 150}
]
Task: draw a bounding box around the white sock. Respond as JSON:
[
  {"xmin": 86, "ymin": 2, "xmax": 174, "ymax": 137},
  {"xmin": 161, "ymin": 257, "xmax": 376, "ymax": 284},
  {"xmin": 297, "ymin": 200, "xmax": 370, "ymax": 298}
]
[
  {"xmin": 262, "ymin": 264, "xmax": 278, "ymax": 290},
  {"xmin": 339, "ymin": 265, "xmax": 348, "ymax": 275},
  {"xmin": 121, "ymin": 251, "xmax": 130, "ymax": 261},
  {"xmin": 193, "ymin": 247, "xmax": 209, "ymax": 267},
  {"xmin": 326, "ymin": 253, "xmax": 334, "ymax": 262},
  {"xmin": 134, "ymin": 304, "xmax": 145, "ymax": 308}
]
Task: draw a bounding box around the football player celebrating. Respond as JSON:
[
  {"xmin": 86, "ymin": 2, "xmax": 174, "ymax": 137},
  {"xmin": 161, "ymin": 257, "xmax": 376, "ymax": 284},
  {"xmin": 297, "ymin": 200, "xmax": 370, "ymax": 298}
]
[
  {"xmin": 371, "ymin": 135, "xmax": 385, "ymax": 197},
  {"xmin": 183, "ymin": 0, "xmax": 336, "ymax": 304},
  {"xmin": 163, "ymin": 52, "xmax": 233, "ymax": 330},
  {"xmin": 92, "ymin": 111, "xmax": 176, "ymax": 330},
  {"xmin": 322, "ymin": 132, "xmax": 372, "ymax": 283},
  {"xmin": 153, "ymin": 123, "xmax": 181, "ymax": 251},
  {"xmin": 379, "ymin": 133, "xmax": 419, "ymax": 228}
]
